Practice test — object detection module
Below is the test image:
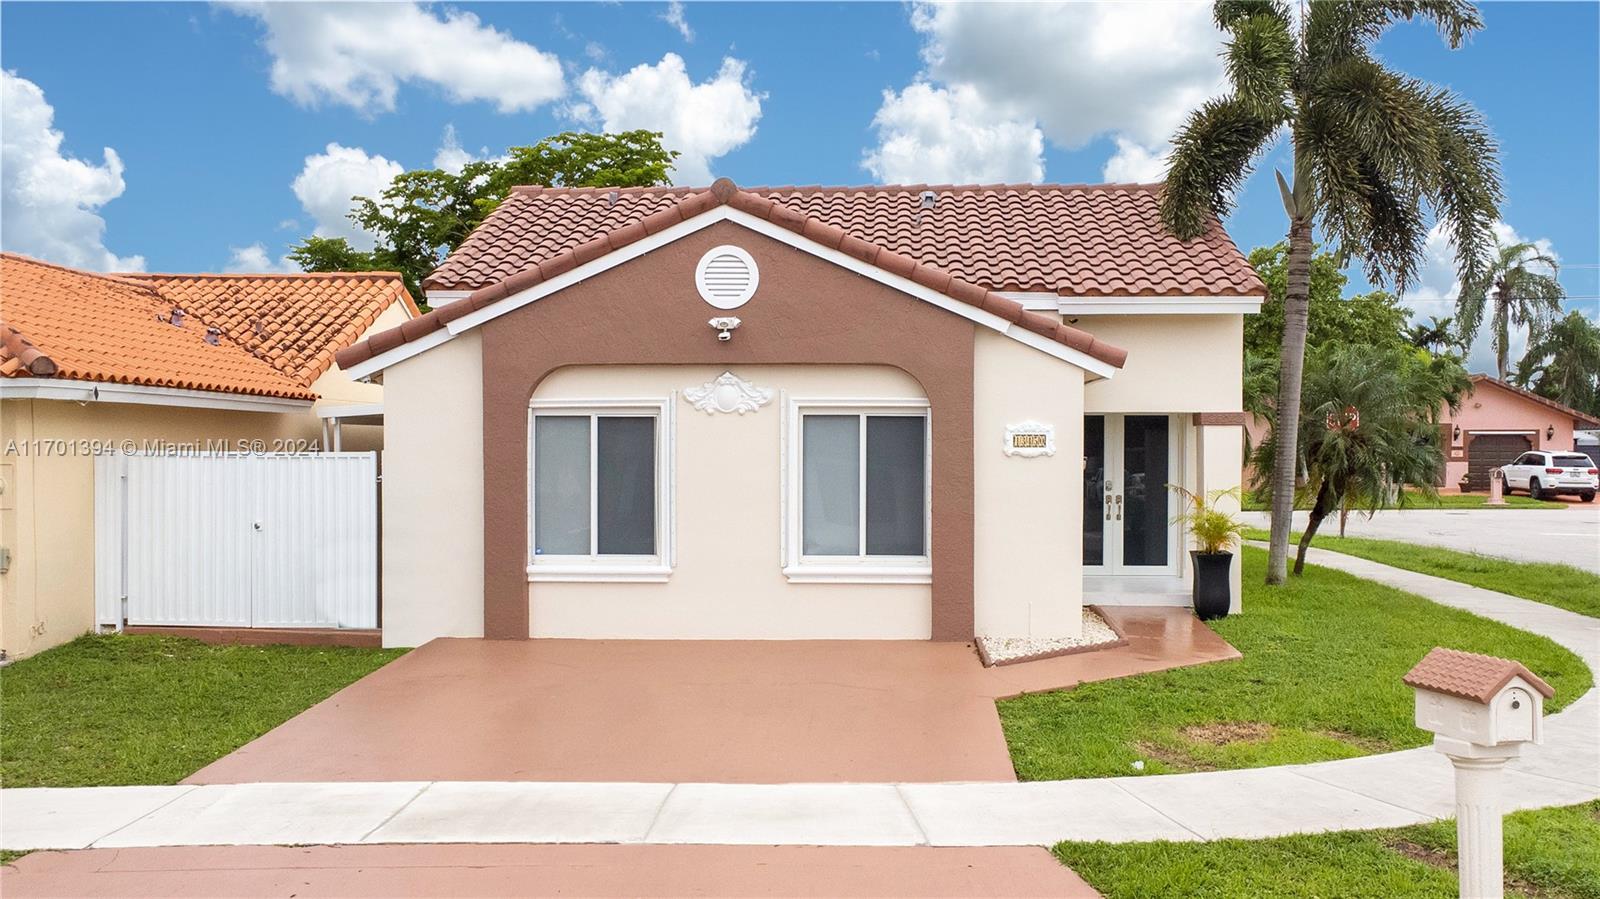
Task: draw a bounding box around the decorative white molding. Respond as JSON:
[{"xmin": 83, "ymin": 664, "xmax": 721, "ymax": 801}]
[
  {"xmin": 695, "ymin": 245, "xmax": 759, "ymax": 309},
  {"xmin": 1004, "ymin": 421, "xmax": 1056, "ymax": 458},
  {"xmin": 684, "ymin": 371, "xmax": 774, "ymax": 415}
]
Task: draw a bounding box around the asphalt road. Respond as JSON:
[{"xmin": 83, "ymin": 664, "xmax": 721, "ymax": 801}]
[{"xmin": 1241, "ymin": 506, "xmax": 1600, "ymax": 574}]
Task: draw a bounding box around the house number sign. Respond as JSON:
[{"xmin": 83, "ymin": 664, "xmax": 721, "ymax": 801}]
[{"xmin": 1004, "ymin": 422, "xmax": 1055, "ymax": 458}]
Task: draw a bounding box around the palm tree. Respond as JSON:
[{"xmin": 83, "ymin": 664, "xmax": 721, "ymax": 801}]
[
  {"xmin": 1405, "ymin": 315, "xmax": 1458, "ymax": 353},
  {"xmin": 1161, "ymin": 0, "xmax": 1502, "ymax": 585},
  {"xmin": 1518, "ymin": 310, "xmax": 1600, "ymax": 414},
  {"xmin": 1455, "ymin": 239, "xmax": 1566, "ymax": 379},
  {"xmin": 1250, "ymin": 343, "xmax": 1468, "ymax": 574}
]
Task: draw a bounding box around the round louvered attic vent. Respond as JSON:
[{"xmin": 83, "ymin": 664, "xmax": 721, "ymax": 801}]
[{"xmin": 695, "ymin": 245, "xmax": 759, "ymax": 309}]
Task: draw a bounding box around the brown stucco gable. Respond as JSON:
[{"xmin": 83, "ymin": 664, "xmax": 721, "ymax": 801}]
[{"xmin": 480, "ymin": 220, "xmax": 979, "ymax": 641}]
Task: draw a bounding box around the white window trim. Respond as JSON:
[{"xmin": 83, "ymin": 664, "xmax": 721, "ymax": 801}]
[
  {"xmin": 527, "ymin": 395, "xmax": 676, "ymax": 582},
  {"xmin": 781, "ymin": 396, "xmax": 933, "ymax": 585}
]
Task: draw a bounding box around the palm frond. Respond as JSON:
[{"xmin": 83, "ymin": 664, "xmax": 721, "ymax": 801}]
[
  {"xmin": 1160, "ymin": 95, "xmax": 1280, "ymax": 239},
  {"xmin": 1226, "ymin": 13, "xmax": 1296, "ymax": 118},
  {"xmin": 1420, "ymin": 88, "xmax": 1503, "ymax": 289}
]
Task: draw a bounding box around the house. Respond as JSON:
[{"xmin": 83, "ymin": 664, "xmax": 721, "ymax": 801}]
[
  {"xmin": 337, "ymin": 180, "xmax": 1265, "ymax": 646},
  {"xmin": 0, "ymin": 253, "xmax": 417, "ymax": 659},
  {"xmin": 1444, "ymin": 374, "xmax": 1600, "ymax": 490}
]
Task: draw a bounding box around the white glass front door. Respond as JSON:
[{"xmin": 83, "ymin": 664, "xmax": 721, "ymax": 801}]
[{"xmin": 1084, "ymin": 414, "xmax": 1180, "ymax": 576}]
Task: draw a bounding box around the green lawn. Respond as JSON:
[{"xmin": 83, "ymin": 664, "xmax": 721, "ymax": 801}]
[
  {"xmin": 1000, "ymin": 548, "xmax": 1590, "ymax": 780},
  {"xmin": 0, "ymin": 635, "xmax": 405, "ymax": 788},
  {"xmin": 1056, "ymin": 800, "xmax": 1600, "ymax": 899},
  {"xmin": 1244, "ymin": 527, "xmax": 1600, "ymax": 618},
  {"xmin": 1242, "ymin": 491, "xmax": 1566, "ymax": 511}
]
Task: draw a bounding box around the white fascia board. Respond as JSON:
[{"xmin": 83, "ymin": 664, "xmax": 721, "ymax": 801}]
[
  {"xmin": 1, "ymin": 378, "xmax": 313, "ymax": 414},
  {"xmin": 424, "ymin": 290, "xmax": 472, "ymax": 306},
  {"xmin": 316, "ymin": 402, "xmax": 384, "ymax": 420},
  {"xmin": 350, "ymin": 206, "xmax": 1119, "ymax": 379},
  {"xmin": 998, "ymin": 292, "xmax": 1264, "ymax": 315}
]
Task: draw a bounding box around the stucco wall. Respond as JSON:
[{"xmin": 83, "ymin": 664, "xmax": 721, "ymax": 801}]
[
  {"xmin": 527, "ymin": 364, "xmax": 934, "ymax": 639},
  {"xmin": 972, "ymin": 329, "xmax": 1086, "ymax": 637},
  {"xmin": 1443, "ymin": 380, "xmax": 1588, "ymax": 486},
  {"xmin": 0, "ymin": 399, "xmax": 316, "ymax": 659},
  {"xmin": 378, "ymin": 330, "xmax": 485, "ymax": 647},
  {"xmin": 1076, "ymin": 314, "xmax": 1243, "ymax": 413},
  {"xmin": 1196, "ymin": 421, "xmax": 1245, "ymax": 612}
]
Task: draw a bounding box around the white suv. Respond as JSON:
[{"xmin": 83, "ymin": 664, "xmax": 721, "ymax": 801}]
[{"xmin": 1500, "ymin": 451, "xmax": 1599, "ymax": 502}]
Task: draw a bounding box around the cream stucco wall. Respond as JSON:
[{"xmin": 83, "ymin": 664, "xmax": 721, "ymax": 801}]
[
  {"xmin": 379, "ymin": 330, "xmax": 485, "ymax": 647},
  {"xmin": 972, "ymin": 329, "xmax": 1086, "ymax": 638},
  {"xmin": 527, "ymin": 364, "xmax": 935, "ymax": 639},
  {"xmin": 0, "ymin": 398, "xmax": 318, "ymax": 659},
  {"xmin": 1195, "ymin": 422, "xmax": 1246, "ymax": 612},
  {"xmin": 1076, "ymin": 314, "xmax": 1243, "ymax": 413}
]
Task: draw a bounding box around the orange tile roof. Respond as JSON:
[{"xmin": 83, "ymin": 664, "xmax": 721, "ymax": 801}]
[
  {"xmin": 1403, "ymin": 647, "xmax": 1555, "ymax": 704},
  {"xmin": 340, "ymin": 179, "xmax": 1130, "ymax": 372},
  {"xmin": 426, "ymin": 181, "xmax": 1266, "ymax": 298},
  {"xmin": 122, "ymin": 272, "xmax": 419, "ymax": 386},
  {"xmin": 1, "ymin": 254, "xmax": 416, "ymax": 401}
]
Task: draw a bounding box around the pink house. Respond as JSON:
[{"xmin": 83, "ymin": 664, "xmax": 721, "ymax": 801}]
[{"xmin": 1444, "ymin": 376, "xmax": 1600, "ymax": 491}]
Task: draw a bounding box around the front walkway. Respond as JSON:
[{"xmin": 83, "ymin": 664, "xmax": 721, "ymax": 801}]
[
  {"xmin": 184, "ymin": 607, "xmax": 1236, "ymax": 785},
  {"xmin": 4, "ymin": 549, "xmax": 1595, "ymax": 853}
]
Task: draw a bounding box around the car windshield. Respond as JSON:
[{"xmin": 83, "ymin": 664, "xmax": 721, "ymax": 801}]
[{"xmin": 1553, "ymin": 455, "xmax": 1593, "ymax": 467}]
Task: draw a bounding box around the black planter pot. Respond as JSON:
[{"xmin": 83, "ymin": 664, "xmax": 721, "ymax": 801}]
[{"xmin": 1191, "ymin": 551, "xmax": 1234, "ymax": 620}]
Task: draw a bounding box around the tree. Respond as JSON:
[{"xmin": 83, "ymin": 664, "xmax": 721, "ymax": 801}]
[
  {"xmin": 1514, "ymin": 310, "xmax": 1600, "ymax": 416},
  {"xmin": 291, "ymin": 130, "xmax": 678, "ymax": 301},
  {"xmin": 1455, "ymin": 239, "xmax": 1566, "ymax": 379},
  {"xmin": 1161, "ymin": 0, "xmax": 1502, "ymax": 585},
  {"xmin": 1244, "ymin": 242, "xmax": 1410, "ymax": 359},
  {"xmin": 1250, "ymin": 343, "xmax": 1469, "ymax": 574},
  {"xmin": 1405, "ymin": 315, "xmax": 1459, "ymax": 354}
]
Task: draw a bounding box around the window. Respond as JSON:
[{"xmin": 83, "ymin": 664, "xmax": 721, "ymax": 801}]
[
  {"xmin": 784, "ymin": 400, "xmax": 931, "ymax": 583},
  {"xmin": 528, "ymin": 399, "xmax": 672, "ymax": 581}
]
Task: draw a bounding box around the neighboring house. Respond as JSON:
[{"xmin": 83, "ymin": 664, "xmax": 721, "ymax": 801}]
[
  {"xmin": 0, "ymin": 253, "xmax": 417, "ymax": 659},
  {"xmin": 1444, "ymin": 374, "xmax": 1600, "ymax": 491},
  {"xmin": 338, "ymin": 179, "xmax": 1264, "ymax": 647}
]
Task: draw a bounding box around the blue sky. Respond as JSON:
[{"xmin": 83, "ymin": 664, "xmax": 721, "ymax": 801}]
[{"xmin": 2, "ymin": 2, "xmax": 1595, "ymax": 370}]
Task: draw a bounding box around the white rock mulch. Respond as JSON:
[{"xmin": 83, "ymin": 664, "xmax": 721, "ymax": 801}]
[{"xmin": 976, "ymin": 608, "xmax": 1123, "ymax": 666}]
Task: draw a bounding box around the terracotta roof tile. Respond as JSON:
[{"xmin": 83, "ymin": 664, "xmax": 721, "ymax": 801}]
[
  {"xmin": 425, "ymin": 182, "xmax": 1264, "ymax": 299},
  {"xmin": 122, "ymin": 271, "xmax": 417, "ymax": 386},
  {"xmin": 0, "ymin": 254, "xmax": 313, "ymax": 400},
  {"xmin": 1403, "ymin": 647, "xmax": 1555, "ymax": 704}
]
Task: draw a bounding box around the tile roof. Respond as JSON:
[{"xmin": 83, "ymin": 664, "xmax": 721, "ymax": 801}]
[
  {"xmin": 339, "ymin": 179, "xmax": 1130, "ymax": 372},
  {"xmin": 1468, "ymin": 374, "xmax": 1600, "ymax": 429},
  {"xmin": 1403, "ymin": 647, "xmax": 1555, "ymax": 704},
  {"xmin": 122, "ymin": 272, "xmax": 419, "ymax": 386},
  {"xmin": 1, "ymin": 254, "xmax": 415, "ymax": 401},
  {"xmin": 425, "ymin": 181, "xmax": 1265, "ymax": 298}
]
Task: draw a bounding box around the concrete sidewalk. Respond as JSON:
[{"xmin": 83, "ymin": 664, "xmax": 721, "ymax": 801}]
[{"xmin": 5, "ymin": 549, "xmax": 1595, "ymax": 852}]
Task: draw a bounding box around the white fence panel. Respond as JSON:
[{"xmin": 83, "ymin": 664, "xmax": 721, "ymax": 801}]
[{"xmin": 98, "ymin": 452, "xmax": 377, "ymax": 630}]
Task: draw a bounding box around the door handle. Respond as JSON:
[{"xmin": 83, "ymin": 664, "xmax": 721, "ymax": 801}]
[{"xmin": 1114, "ymin": 495, "xmax": 1123, "ymax": 521}]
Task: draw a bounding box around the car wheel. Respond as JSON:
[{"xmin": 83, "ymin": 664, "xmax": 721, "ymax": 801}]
[
  {"xmin": 1581, "ymin": 491, "xmax": 1595, "ymax": 503},
  {"xmin": 1530, "ymin": 478, "xmax": 1545, "ymax": 500}
]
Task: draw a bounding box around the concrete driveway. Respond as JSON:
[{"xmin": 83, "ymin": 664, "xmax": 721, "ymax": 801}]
[
  {"xmin": 187, "ymin": 608, "xmax": 1236, "ymax": 785},
  {"xmin": 1243, "ymin": 506, "xmax": 1600, "ymax": 573}
]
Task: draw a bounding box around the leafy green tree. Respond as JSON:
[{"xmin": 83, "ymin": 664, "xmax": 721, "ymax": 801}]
[
  {"xmin": 1162, "ymin": 0, "xmax": 1503, "ymax": 584},
  {"xmin": 291, "ymin": 130, "xmax": 678, "ymax": 301},
  {"xmin": 1405, "ymin": 315, "xmax": 1460, "ymax": 353},
  {"xmin": 1250, "ymin": 343, "xmax": 1469, "ymax": 573},
  {"xmin": 1514, "ymin": 310, "xmax": 1600, "ymax": 416},
  {"xmin": 1244, "ymin": 242, "xmax": 1410, "ymax": 359},
  {"xmin": 1456, "ymin": 239, "xmax": 1566, "ymax": 380}
]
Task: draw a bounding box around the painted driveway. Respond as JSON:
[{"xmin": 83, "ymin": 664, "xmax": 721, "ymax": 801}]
[
  {"xmin": 184, "ymin": 607, "xmax": 1238, "ymax": 785},
  {"xmin": 1242, "ymin": 506, "xmax": 1600, "ymax": 573},
  {"xmin": 0, "ymin": 844, "xmax": 1100, "ymax": 897}
]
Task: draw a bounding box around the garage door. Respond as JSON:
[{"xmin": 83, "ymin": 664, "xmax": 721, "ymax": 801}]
[{"xmin": 1465, "ymin": 433, "xmax": 1532, "ymax": 491}]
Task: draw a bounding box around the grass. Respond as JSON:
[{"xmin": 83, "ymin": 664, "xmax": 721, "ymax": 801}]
[
  {"xmin": 1056, "ymin": 800, "xmax": 1600, "ymax": 899},
  {"xmin": 1241, "ymin": 490, "xmax": 1566, "ymax": 511},
  {"xmin": 999, "ymin": 547, "xmax": 1590, "ymax": 780},
  {"xmin": 0, "ymin": 850, "xmax": 28, "ymax": 866},
  {"xmin": 1243, "ymin": 527, "xmax": 1600, "ymax": 618},
  {"xmin": 0, "ymin": 634, "xmax": 405, "ymax": 788}
]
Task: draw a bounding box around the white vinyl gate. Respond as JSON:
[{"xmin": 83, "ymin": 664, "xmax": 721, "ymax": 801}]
[{"xmin": 96, "ymin": 453, "xmax": 378, "ymax": 630}]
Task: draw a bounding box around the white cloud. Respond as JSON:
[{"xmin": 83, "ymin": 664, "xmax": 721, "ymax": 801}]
[
  {"xmin": 1102, "ymin": 138, "xmax": 1171, "ymax": 183},
  {"xmin": 1, "ymin": 70, "xmax": 143, "ymax": 271},
  {"xmin": 862, "ymin": 82, "xmax": 1043, "ymax": 184},
  {"xmin": 224, "ymin": 242, "xmax": 296, "ymax": 273},
  {"xmin": 433, "ymin": 124, "xmax": 474, "ymax": 174},
  {"xmin": 865, "ymin": 2, "xmax": 1225, "ymax": 183},
  {"xmin": 1404, "ymin": 221, "xmax": 1562, "ymax": 375},
  {"xmin": 290, "ymin": 143, "xmax": 403, "ymax": 250},
  {"xmin": 660, "ymin": 1, "xmax": 693, "ymax": 42},
  {"xmin": 573, "ymin": 54, "xmax": 763, "ymax": 186},
  {"xmin": 228, "ymin": 2, "xmax": 564, "ymax": 115}
]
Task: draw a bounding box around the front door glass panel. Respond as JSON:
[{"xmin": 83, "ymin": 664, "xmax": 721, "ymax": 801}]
[
  {"xmin": 1083, "ymin": 415, "xmax": 1105, "ymax": 566},
  {"xmin": 1121, "ymin": 415, "xmax": 1170, "ymax": 567}
]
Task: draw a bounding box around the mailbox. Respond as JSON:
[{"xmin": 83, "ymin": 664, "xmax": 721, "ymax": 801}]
[{"xmin": 1404, "ymin": 647, "xmax": 1552, "ymax": 749}]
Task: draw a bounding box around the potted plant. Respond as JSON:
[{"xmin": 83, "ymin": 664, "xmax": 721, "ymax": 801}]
[{"xmin": 1172, "ymin": 486, "xmax": 1246, "ymax": 620}]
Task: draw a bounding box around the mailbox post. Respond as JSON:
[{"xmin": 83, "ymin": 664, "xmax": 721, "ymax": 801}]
[{"xmin": 1404, "ymin": 647, "xmax": 1554, "ymax": 899}]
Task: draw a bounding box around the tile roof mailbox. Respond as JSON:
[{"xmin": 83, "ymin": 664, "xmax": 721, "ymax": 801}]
[{"xmin": 1403, "ymin": 647, "xmax": 1554, "ymax": 899}]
